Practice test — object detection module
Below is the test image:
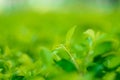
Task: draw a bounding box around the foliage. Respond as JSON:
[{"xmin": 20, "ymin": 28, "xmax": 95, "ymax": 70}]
[{"xmin": 0, "ymin": 12, "xmax": 120, "ymax": 80}]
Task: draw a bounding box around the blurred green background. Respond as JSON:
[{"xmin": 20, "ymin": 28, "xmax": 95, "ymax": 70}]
[
  {"xmin": 0, "ymin": 0, "xmax": 120, "ymax": 80},
  {"xmin": 0, "ymin": 0, "xmax": 120, "ymax": 49}
]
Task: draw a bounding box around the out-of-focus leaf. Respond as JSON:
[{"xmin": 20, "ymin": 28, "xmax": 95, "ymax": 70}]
[
  {"xmin": 11, "ymin": 75, "xmax": 26, "ymax": 80},
  {"xmin": 18, "ymin": 53, "xmax": 33, "ymax": 66},
  {"xmin": 55, "ymin": 59, "xmax": 77, "ymax": 72},
  {"xmin": 38, "ymin": 47, "xmax": 52, "ymax": 66},
  {"xmin": 94, "ymin": 41, "xmax": 114, "ymax": 56},
  {"xmin": 105, "ymin": 56, "xmax": 120, "ymax": 69},
  {"xmin": 87, "ymin": 63, "xmax": 106, "ymax": 78},
  {"xmin": 0, "ymin": 60, "xmax": 9, "ymax": 74},
  {"xmin": 84, "ymin": 29, "xmax": 95, "ymax": 41},
  {"xmin": 53, "ymin": 47, "xmax": 70, "ymax": 60},
  {"xmin": 93, "ymin": 54, "xmax": 115, "ymax": 64},
  {"xmin": 103, "ymin": 72, "xmax": 116, "ymax": 80},
  {"xmin": 65, "ymin": 26, "xmax": 76, "ymax": 48},
  {"xmin": 116, "ymin": 67, "xmax": 120, "ymax": 72}
]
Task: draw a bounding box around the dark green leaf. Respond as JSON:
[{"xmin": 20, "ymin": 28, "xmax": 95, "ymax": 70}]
[
  {"xmin": 115, "ymin": 72, "xmax": 120, "ymax": 80},
  {"xmin": 55, "ymin": 59, "xmax": 77, "ymax": 72},
  {"xmin": 11, "ymin": 75, "xmax": 26, "ymax": 80}
]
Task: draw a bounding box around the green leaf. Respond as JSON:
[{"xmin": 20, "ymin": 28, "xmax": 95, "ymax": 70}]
[
  {"xmin": 94, "ymin": 41, "xmax": 114, "ymax": 56},
  {"xmin": 84, "ymin": 29, "xmax": 95, "ymax": 41},
  {"xmin": 55, "ymin": 59, "xmax": 77, "ymax": 72},
  {"xmin": 103, "ymin": 72, "xmax": 116, "ymax": 80},
  {"xmin": 11, "ymin": 75, "xmax": 26, "ymax": 80},
  {"xmin": 105, "ymin": 56, "xmax": 120, "ymax": 69},
  {"xmin": 65, "ymin": 26, "xmax": 76, "ymax": 48},
  {"xmin": 53, "ymin": 47, "xmax": 70, "ymax": 60},
  {"xmin": 38, "ymin": 47, "xmax": 52, "ymax": 66}
]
